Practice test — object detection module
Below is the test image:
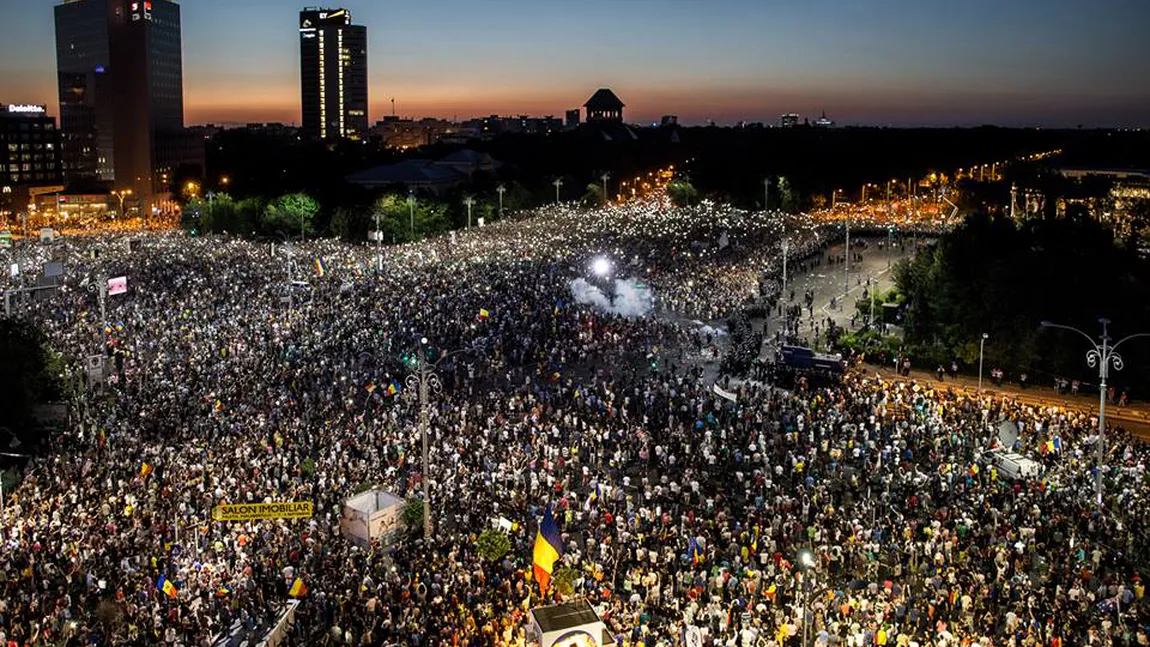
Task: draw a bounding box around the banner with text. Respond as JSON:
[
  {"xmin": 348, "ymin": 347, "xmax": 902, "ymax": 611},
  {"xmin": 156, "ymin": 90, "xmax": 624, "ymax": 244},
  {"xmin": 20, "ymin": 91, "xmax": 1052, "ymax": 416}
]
[{"xmin": 212, "ymin": 501, "xmax": 314, "ymax": 521}]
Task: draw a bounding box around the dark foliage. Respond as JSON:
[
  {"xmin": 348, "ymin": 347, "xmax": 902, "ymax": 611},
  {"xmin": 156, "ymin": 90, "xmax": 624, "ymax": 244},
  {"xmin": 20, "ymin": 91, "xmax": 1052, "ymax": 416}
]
[{"xmin": 894, "ymin": 213, "xmax": 1150, "ymax": 396}]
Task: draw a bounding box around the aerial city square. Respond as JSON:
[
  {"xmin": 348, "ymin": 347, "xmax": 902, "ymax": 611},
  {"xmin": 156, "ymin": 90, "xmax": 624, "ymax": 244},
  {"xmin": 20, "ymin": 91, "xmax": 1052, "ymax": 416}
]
[{"xmin": 1, "ymin": 1, "xmax": 1150, "ymax": 646}]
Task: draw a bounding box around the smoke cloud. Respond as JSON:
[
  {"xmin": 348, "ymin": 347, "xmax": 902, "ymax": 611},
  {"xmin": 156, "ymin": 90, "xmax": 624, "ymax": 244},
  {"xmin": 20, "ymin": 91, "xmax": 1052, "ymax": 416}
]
[{"xmin": 570, "ymin": 278, "xmax": 654, "ymax": 317}]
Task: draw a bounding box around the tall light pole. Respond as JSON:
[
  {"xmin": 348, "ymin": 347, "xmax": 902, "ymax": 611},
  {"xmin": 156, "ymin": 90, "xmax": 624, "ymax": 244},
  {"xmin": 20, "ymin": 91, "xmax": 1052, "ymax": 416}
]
[
  {"xmin": 373, "ymin": 208, "xmax": 383, "ymax": 272},
  {"xmin": 553, "ymin": 178, "xmax": 563, "ymax": 204},
  {"xmin": 407, "ymin": 192, "xmax": 416, "ymax": 238},
  {"xmin": 844, "ymin": 213, "xmax": 851, "ymax": 299},
  {"xmin": 1040, "ymin": 319, "xmax": 1150, "ymax": 511},
  {"xmin": 600, "ymin": 172, "xmax": 610, "ymax": 204},
  {"xmin": 763, "ymin": 177, "xmax": 770, "ymax": 211},
  {"xmin": 404, "ymin": 337, "xmax": 484, "ymax": 540},
  {"xmin": 831, "ymin": 188, "xmax": 840, "ymax": 210},
  {"xmin": 496, "ymin": 184, "xmax": 506, "ymax": 218},
  {"xmin": 861, "ymin": 183, "xmax": 869, "ymax": 203},
  {"xmin": 463, "ymin": 196, "xmax": 475, "ymax": 229},
  {"xmin": 111, "ymin": 189, "xmax": 132, "ymax": 218},
  {"xmin": 978, "ymin": 333, "xmax": 988, "ymax": 392},
  {"xmin": 781, "ymin": 238, "xmax": 789, "ymax": 337}
]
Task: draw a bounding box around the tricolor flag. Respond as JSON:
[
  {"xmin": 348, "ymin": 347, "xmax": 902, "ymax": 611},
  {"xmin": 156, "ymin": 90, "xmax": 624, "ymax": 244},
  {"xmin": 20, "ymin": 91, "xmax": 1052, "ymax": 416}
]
[
  {"xmin": 1052, "ymin": 437, "xmax": 1062, "ymax": 451},
  {"xmin": 215, "ymin": 584, "xmax": 232, "ymax": 598},
  {"xmin": 385, "ymin": 381, "xmax": 399, "ymax": 396},
  {"xmin": 354, "ymin": 263, "xmax": 365, "ymax": 277},
  {"xmin": 313, "ymin": 257, "xmax": 326, "ymax": 277},
  {"xmin": 139, "ymin": 462, "xmax": 153, "ymax": 478},
  {"xmin": 688, "ymin": 535, "xmax": 704, "ymax": 566},
  {"xmin": 532, "ymin": 503, "xmax": 564, "ymax": 594},
  {"xmin": 751, "ymin": 525, "xmax": 759, "ymax": 554},
  {"xmin": 477, "ymin": 308, "xmax": 490, "ymax": 321},
  {"xmin": 157, "ymin": 575, "xmax": 178, "ymax": 599},
  {"xmin": 289, "ymin": 577, "xmax": 308, "ymax": 598}
]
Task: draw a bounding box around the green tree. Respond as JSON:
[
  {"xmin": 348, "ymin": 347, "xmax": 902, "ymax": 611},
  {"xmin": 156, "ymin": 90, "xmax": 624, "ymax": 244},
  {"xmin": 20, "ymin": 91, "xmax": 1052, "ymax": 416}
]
[
  {"xmin": 263, "ymin": 193, "xmax": 320, "ymax": 237},
  {"xmin": 402, "ymin": 497, "xmax": 424, "ymax": 533},
  {"xmin": 475, "ymin": 528, "xmax": 512, "ymax": 562},
  {"xmin": 552, "ymin": 566, "xmax": 579, "ymax": 598},
  {"xmin": 667, "ymin": 179, "xmax": 699, "ymax": 207},
  {"xmin": 776, "ymin": 176, "xmax": 797, "ymax": 212},
  {"xmin": 0, "ymin": 320, "xmax": 66, "ymax": 447},
  {"xmin": 581, "ymin": 183, "xmax": 605, "ymax": 208}
]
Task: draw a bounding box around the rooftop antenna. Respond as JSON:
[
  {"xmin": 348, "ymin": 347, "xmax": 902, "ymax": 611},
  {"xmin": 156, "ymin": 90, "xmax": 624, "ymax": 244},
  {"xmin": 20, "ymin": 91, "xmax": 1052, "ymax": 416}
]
[{"xmin": 391, "ymin": 98, "xmax": 395, "ymax": 117}]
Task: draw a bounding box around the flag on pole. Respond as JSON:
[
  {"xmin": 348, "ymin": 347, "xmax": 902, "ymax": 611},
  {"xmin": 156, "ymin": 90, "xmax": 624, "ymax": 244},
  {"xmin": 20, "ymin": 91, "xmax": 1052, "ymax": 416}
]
[
  {"xmin": 289, "ymin": 577, "xmax": 308, "ymax": 598},
  {"xmin": 139, "ymin": 462, "xmax": 153, "ymax": 478},
  {"xmin": 157, "ymin": 575, "xmax": 178, "ymax": 599},
  {"xmin": 365, "ymin": 382, "xmax": 377, "ymax": 394},
  {"xmin": 385, "ymin": 381, "xmax": 399, "ymax": 396},
  {"xmin": 532, "ymin": 503, "xmax": 564, "ymax": 594},
  {"xmin": 688, "ymin": 535, "xmax": 704, "ymax": 566},
  {"xmin": 477, "ymin": 308, "xmax": 490, "ymax": 321}
]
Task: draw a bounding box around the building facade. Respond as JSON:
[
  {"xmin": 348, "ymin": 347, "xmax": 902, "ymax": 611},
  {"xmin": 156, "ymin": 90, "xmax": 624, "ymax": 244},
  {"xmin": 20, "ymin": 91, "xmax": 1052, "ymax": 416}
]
[
  {"xmin": 299, "ymin": 7, "xmax": 368, "ymax": 140},
  {"xmin": 0, "ymin": 105, "xmax": 64, "ymax": 190},
  {"xmin": 54, "ymin": 0, "xmax": 190, "ymax": 202}
]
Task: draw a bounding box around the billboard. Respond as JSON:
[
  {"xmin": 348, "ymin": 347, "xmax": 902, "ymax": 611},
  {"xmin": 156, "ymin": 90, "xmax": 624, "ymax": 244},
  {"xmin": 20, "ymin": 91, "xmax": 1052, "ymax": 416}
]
[{"xmin": 107, "ymin": 276, "xmax": 128, "ymax": 295}]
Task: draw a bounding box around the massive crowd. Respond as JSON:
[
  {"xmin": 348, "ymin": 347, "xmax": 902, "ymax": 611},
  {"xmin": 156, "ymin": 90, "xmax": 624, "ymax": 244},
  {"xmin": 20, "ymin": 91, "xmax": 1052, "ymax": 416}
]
[{"xmin": 0, "ymin": 200, "xmax": 1147, "ymax": 647}]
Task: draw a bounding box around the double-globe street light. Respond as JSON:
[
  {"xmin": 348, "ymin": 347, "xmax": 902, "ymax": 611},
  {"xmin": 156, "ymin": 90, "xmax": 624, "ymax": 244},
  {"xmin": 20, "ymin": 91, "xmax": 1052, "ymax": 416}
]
[
  {"xmin": 1040, "ymin": 318, "xmax": 1150, "ymax": 511},
  {"xmin": 403, "ymin": 337, "xmax": 486, "ymax": 540}
]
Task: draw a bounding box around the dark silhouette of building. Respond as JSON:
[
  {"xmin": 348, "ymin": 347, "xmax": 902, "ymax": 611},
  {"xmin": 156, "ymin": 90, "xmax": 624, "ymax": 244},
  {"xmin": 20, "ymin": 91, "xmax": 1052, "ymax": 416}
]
[
  {"xmin": 584, "ymin": 89, "xmax": 624, "ymax": 123},
  {"xmin": 54, "ymin": 0, "xmax": 190, "ymax": 204},
  {"xmin": 299, "ymin": 7, "xmax": 368, "ymax": 141},
  {"xmin": 565, "ymin": 109, "xmax": 581, "ymax": 129},
  {"xmin": 0, "ymin": 105, "xmax": 64, "ymax": 200}
]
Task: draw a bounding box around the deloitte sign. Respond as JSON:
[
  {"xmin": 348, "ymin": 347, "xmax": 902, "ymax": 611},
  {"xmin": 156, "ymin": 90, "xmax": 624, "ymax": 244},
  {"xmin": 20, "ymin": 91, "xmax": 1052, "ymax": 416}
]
[{"xmin": 5, "ymin": 104, "xmax": 46, "ymax": 115}]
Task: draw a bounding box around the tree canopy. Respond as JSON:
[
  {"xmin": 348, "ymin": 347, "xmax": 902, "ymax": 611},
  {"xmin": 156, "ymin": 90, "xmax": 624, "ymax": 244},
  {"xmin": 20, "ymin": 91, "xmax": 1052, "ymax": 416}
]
[
  {"xmin": 0, "ymin": 320, "xmax": 66, "ymax": 447},
  {"xmin": 894, "ymin": 213, "xmax": 1150, "ymax": 394}
]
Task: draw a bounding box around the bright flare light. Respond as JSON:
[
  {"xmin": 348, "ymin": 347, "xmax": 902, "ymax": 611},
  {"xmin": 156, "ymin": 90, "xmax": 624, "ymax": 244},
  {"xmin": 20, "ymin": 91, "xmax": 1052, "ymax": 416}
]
[{"xmin": 592, "ymin": 257, "xmax": 611, "ymax": 276}]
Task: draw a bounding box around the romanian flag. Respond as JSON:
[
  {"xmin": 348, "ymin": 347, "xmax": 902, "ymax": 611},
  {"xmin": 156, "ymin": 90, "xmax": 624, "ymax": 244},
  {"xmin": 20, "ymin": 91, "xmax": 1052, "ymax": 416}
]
[
  {"xmin": 289, "ymin": 577, "xmax": 308, "ymax": 598},
  {"xmin": 215, "ymin": 584, "xmax": 232, "ymax": 598},
  {"xmin": 532, "ymin": 504, "xmax": 564, "ymax": 594},
  {"xmin": 354, "ymin": 263, "xmax": 365, "ymax": 277},
  {"xmin": 365, "ymin": 382, "xmax": 377, "ymax": 394},
  {"xmin": 688, "ymin": 535, "xmax": 704, "ymax": 566},
  {"xmin": 313, "ymin": 257, "xmax": 326, "ymax": 278},
  {"xmin": 139, "ymin": 462, "xmax": 153, "ymax": 478},
  {"xmin": 157, "ymin": 575, "xmax": 178, "ymax": 599},
  {"xmin": 385, "ymin": 382, "xmax": 399, "ymax": 396},
  {"xmin": 213, "ymin": 399, "xmax": 223, "ymax": 412},
  {"xmin": 477, "ymin": 308, "xmax": 490, "ymax": 321},
  {"xmin": 1053, "ymin": 437, "xmax": 1062, "ymax": 451}
]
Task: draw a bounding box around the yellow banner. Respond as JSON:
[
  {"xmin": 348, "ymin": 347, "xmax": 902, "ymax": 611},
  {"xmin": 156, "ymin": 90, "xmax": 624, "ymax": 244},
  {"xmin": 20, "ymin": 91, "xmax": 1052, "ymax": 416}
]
[{"xmin": 212, "ymin": 501, "xmax": 313, "ymax": 521}]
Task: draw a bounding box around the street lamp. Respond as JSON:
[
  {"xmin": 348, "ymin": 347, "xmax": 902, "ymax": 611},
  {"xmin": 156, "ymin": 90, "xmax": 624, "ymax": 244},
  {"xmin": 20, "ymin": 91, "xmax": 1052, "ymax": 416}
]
[
  {"xmin": 553, "ymin": 178, "xmax": 563, "ymax": 204},
  {"xmin": 463, "ymin": 196, "xmax": 475, "ymax": 229},
  {"xmin": 1040, "ymin": 319, "xmax": 1150, "ymax": 510},
  {"xmin": 111, "ymin": 189, "xmax": 133, "ymax": 218},
  {"xmin": 781, "ymin": 238, "xmax": 789, "ymax": 335},
  {"xmin": 797, "ymin": 549, "xmax": 817, "ymax": 647},
  {"xmin": 763, "ymin": 177, "xmax": 771, "ymax": 211},
  {"xmin": 404, "ymin": 337, "xmax": 485, "ymax": 540},
  {"xmin": 496, "ymin": 184, "xmax": 506, "ymax": 218},
  {"xmin": 831, "ymin": 188, "xmax": 842, "ymax": 209},
  {"xmin": 600, "ymin": 172, "xmax": 610, "ymax": 204},
  {"xmin": 978, "ymin": 333, "xmax": 988, "ymax": 392},
  {"xmin": 407, "ymin": 192, "xmax": 416, "ymax": 237}
]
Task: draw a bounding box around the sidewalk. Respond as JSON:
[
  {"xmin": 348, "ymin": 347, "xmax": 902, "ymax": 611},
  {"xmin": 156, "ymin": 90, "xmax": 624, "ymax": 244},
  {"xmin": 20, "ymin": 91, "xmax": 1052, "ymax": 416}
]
[{"xmin": 863, "ymin": 362, "xmax": 1150, "ymax": 437}]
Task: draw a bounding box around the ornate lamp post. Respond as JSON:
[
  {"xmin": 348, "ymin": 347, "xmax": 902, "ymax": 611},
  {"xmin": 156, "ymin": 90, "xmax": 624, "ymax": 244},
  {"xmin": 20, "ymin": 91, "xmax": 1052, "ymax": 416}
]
[
  {"xmin": 403, "ymin": 337, "xmax": 486, "ymax": 540},
  {"xmin": 1041, "ymin": 318, "xmax": 1150, "ymax": 510}
]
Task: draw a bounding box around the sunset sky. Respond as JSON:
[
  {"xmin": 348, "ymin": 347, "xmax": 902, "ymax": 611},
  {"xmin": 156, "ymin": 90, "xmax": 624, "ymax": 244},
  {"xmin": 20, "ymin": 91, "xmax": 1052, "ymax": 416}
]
[{"xmin": 1, "ymin": 0, "xmax": 1148, "ymax": 127}]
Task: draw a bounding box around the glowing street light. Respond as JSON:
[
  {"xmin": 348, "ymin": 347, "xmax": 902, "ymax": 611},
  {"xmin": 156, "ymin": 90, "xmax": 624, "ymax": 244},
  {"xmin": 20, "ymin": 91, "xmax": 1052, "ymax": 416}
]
[
  {"xmin": 462, "ymin": 195, "xmax": 475, "ymax": 229},
  {"xmin": 591, "ymin": 257, "xmax": 611, "ymax": 277},
  {"xmin": 553, "ymin": 178, "xmax": 563, "ymax": 204},
  {"xmin": 496, "ymin": 184, "xmax": 506, "ymax": 218},
  {"xmin": 111, "ymin": 189, "xmax": 133, "ymax": 218}
]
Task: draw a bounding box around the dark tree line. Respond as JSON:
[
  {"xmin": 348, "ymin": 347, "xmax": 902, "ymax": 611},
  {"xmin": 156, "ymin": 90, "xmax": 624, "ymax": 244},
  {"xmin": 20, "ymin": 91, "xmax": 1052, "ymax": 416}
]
[
  {"xmin": 894, "ymin": 212, "xmax": 1150, "ymax": 397},
  {"xmin": 0, "ymin": 319, "xmax": 67, "ymax": 448}
]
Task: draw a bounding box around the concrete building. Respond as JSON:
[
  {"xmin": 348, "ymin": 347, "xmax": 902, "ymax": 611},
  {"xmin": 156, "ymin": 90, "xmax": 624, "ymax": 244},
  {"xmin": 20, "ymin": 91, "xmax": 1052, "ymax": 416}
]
[{"xmin": 0, "ymin": 105, "xmax": 64, "ymax": 190}]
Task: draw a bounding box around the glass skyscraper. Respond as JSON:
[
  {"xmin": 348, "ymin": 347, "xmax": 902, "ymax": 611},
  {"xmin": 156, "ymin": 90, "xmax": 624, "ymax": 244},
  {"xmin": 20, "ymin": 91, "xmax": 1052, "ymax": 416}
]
[
  {"xmin": 54, "ymin": 0, "xmax": 186, "ymax": 199},
  {"xmin": 299, "ymin": 7, "xmax": 368, "ymax": 140}
]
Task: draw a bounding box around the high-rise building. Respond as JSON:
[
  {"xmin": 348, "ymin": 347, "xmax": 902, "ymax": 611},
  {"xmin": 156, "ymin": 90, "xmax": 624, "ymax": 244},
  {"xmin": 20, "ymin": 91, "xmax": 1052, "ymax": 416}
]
[
  {"xmin": 299, "ymin": 7, "xmax": 368, "ymax": 140},
  {"xmin": 0, "ymin": 104, "xmax": 64, "ymax": 189},
  {"xmin": 780, "ymin": 113, "xmax": 800, "ymax": 128},
  {"xmin": 565, "ymin": 109, "xmax": 580, "ymax": 129},
  {"xmin": 54, "ymin": 0, "xmax": 189, "ymax": 202},
  {"xmin": 54, "ymin": 0, "xmax": 116, "ymax": 181}
]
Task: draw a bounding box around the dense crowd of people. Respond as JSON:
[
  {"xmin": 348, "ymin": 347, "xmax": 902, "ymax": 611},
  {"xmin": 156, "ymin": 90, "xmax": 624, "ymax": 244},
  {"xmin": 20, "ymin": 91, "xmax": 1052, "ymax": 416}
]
[{"xmin": 0, "ymin": 200, "xmax": 1147, "ymax": 647}]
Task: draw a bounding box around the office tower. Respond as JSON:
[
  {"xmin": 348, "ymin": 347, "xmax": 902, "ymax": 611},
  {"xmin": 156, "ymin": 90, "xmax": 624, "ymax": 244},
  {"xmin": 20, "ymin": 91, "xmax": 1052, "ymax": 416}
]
[
  {"xmin": 299, "ymin": 7, "xmax": 368, "ymax": 140},
  {"xmin": 54, "ymin": 0, "xmax": 187, "ymax": 200},
  {"xmin": 54, "ymin": 0, "xmax": 116, "ymax": 181},
  {"xmin": 0, "ymin": 105, "xmax": 64, "ymax": 189}
]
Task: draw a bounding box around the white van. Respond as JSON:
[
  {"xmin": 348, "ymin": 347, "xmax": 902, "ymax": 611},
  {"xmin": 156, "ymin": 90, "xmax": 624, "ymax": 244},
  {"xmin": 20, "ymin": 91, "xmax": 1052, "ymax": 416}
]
[{"xmin": 989, "ymin": 450, "xmax": 1041, "ymax": 481}]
